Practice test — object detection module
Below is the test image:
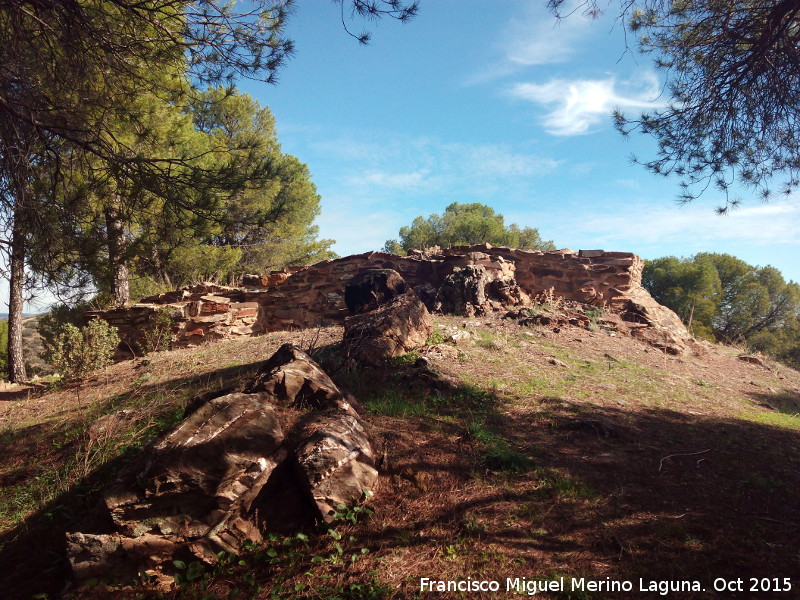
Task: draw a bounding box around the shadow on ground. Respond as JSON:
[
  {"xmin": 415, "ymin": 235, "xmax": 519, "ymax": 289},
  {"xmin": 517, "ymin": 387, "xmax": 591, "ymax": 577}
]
[{"xmin": 1, "ymin": 347, "xmax": 799, "ymax": 599}]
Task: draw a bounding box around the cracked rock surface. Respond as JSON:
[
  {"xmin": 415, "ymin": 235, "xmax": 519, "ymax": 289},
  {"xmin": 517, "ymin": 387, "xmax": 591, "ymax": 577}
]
[{"xmin": 67, "ymin": 345, "xmax": 377, "ymax": 588}]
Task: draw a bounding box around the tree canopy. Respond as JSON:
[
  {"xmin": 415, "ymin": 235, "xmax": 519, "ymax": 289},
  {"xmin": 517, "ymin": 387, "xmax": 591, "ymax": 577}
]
[
  {"xmin": 549, "ymin": 0, "xmax": 800, "ymax": 209},
  {"xmin": 383, "ymin": 202, "xmax": 556, "ymax": 254},
  {"xmin": 0, "ymin": 0, "xmax": 417, "ymax": 381},
  {"xmin": 643, "ymin": 253, "xmax": 800, "ymax": 367}
]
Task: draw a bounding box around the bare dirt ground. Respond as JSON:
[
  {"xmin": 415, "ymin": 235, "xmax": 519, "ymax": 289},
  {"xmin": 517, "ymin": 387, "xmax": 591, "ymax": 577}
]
[{"xmin": 1, "ymin": 314, "xmax": 799, "ymax": 599}]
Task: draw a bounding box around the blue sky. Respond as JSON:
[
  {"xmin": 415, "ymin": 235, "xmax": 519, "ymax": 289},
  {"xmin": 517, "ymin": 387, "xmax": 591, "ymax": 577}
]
[
  {"xmin": 11, "ymin": 1, "xmax": 799, "ymax": 312},
  {"xmin": 237, "ymin": 0, "xmax": 799, "ymax": 283}
]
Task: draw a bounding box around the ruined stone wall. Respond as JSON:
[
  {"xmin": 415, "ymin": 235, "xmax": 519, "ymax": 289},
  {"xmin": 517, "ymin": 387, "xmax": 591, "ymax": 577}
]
[
  {"xmin": 253, "ymin": 246, "xmax": 644, "ymax": 332},
  {"xmin": 432, "ymin": 245, "xmax": 645, "ymax": 306},
  {"xmin": 87, "ymin": 284, "xmax": 265, "ymax": 354},
  {"xmin": 89, "ymin": 245, "xmax": 648, "ymax": 348}
]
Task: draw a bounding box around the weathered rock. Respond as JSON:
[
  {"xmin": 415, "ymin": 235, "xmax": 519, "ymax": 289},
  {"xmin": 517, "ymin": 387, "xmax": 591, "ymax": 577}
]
[
  {"xmin": 245, "ymin": 343, "xmax": 357, "ymax": 414},
  {"xmin": 738, "ymin": 354, "xmax": 769, "ymax": 368},
  {"xmin": 344, "ymin": 268, "xmax": 408, "ymax": 314},
  {"xmin": 66, "ymin": 531, "xmax": 179, "ymax": 585},
  {"xmin": 241, "ymin": 273, "xmax": 268, "ymax": 287},
  {"xmin": 438, "ymin": 265, "xmax": 487, "ymax": 316},
  {"xmin": 344, "ymin": 290, "xmax": 433, "ymax": 365},
  {"xmin": 614, "ymin": 287, "xmax": 696, "ymax": 355},
  {"xmin": 68, "ymin": 345, "xmax": 378, "ymax": 587},
  {"xmin": 103, "ymin": 392, "xmax": 286, "ymax": 550},
  {"xmin": 437, "ymin": 264, "xmax": 530, "ymax": 317},
  {"xmin": 294, "ymin": 412, "xmax": 378, "ymax": 522}
]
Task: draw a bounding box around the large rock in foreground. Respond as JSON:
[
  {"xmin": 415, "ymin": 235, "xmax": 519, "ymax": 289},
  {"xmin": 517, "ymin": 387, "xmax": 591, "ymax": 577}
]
[
  {"xmin": 67, "ymin": 345, "xmax": 377, "ymax": 588},
  {"xmin": 295, "ymin": 412, "xmax": 377, "ymax": 522},
  {"xmin": 612, "ymin": 287, "xmax": 698, "ymax": 355}
]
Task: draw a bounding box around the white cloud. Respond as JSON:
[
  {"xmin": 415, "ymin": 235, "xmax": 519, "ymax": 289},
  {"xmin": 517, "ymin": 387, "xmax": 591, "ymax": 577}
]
[
  {"xmin": 353, "ymin": 170, "xmax": 430, "ymax": 189},
  {"xmin": 560, "ymin": 199, "xmax": 800, "ymax": 248},
  {"xmin": 510, "ymin": 73, "xmax": 662, "ymax": 135},
  {"xmin": 505, "ymin": 3, "xmax": 593, "ymax": 67},
  {"xmin": 301, "ymin": 131, "xmax": 563, "ymax": 255},
  {"xmin": 313, "ymin": 133, "xmax": 560, "ymax": 195},
  {"xmin": 466, "ymin": 1, "xmax": 593, "ymax": 85}
]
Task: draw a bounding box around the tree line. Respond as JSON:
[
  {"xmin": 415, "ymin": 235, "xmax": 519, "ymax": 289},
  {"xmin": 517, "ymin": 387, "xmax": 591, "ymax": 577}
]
[
  {"xmin": 0, "ymin": 1, "xmax": 417, "ymax": 382},
  {"xmin": 643, "ymin": 253, "xmax": 800, "ymax": 368},
  {"xmin": 383, "ymin": 202, "xmax": 555, "ymax": 254}
]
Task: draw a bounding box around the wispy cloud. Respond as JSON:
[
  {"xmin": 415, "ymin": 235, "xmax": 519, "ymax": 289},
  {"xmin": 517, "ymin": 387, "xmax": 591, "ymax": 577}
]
[
  {"xmin": 505, "ymin": 3, "xmax": 593, "ymax": 67},
  {"xmin": 355, "ymin": 170, "xmax": 430, "ymax": 189},
  {"xmin": 302, "ymin": 131, "xmax": 563, "ymax": 254},
  {"xmin": 314, "ymin": 134, "xmax": 560, "ymax": 196},
  {"xmin": 466, "ymin": 1, "xmax": 593, "ymax": 85},
  {"xmin": 510, "ymin": 73, "xmax": 662, "ymax": 135},
  {"xmin": 558, "ymin": 199, "xmax": 800, "ymax": 249}
]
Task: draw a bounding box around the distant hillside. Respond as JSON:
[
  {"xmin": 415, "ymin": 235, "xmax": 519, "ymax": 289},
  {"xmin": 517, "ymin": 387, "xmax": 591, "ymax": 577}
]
[{"xmin": 0, "ymin": 313, "xmax": 40, "ymax": 320}]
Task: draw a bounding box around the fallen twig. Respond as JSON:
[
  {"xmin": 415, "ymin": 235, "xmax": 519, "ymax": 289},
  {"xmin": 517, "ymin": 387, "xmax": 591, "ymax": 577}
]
[
  {"xmin": 658, "ymin": 448, "xmax": 712, "ymax": 472},
  {"xmin": 750, "ymin": 516, "xmax": 800, "ymax": 528}
]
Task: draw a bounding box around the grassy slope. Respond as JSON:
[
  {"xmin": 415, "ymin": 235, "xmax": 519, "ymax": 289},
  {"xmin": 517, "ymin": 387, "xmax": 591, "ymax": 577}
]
[{"xmin": 1, "ymin": 315, "xmax": 799, "ymax": 599}]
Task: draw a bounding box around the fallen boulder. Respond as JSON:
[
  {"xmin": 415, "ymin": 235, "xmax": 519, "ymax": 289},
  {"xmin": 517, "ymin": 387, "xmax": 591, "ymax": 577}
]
[
  {"xmin": 67, "ymin": 345, "xmax": 377, "ymax": 589},
  {"xmin": 344, "ymin": 288, "xmax": 433, "ymax": 365},
  {"xmin": 244, "ymin": 343, "xmax": 357, "ymax": 414},
  {"xmin": 344, "ymin": 268, "xmax": 408, "ymax": 314},
  {"xmin": 294, "ymin": 412, "xmax": 378, "ymax": 522}
]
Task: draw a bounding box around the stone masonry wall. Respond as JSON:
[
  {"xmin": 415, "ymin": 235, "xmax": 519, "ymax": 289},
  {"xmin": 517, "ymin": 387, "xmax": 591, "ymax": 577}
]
[
  {"xmin": 89, "ymin": 245, "xmax": 650, "ymax": 351},
  {"xmin": 253, "ymin": 245, "xmax": 644, "ymax": 332}
]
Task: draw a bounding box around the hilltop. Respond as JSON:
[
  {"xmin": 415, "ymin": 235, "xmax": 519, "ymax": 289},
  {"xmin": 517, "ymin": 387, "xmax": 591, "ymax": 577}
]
[{"xmin": 1, "ymin": 307, "xmax": 799, "ymax": 599}]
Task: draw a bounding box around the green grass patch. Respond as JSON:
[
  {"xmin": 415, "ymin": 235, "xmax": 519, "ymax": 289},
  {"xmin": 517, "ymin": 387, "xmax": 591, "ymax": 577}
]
[
  {"xmin": 466, "ymin": 418, "xmax": 533, "ymax": 473},
  {"xmin": 366, "ymin": 390, "xmax": 429, "ymax": 417},
  {"xmin": 534, "ymin": 468, "xmax": 596, "ymax": 499},
  {"xmin": 739, "ymin": 410, "xmax": 800, "ymax": 430}
]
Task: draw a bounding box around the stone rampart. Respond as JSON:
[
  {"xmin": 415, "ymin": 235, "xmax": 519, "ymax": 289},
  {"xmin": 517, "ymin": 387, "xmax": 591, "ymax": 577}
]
[
  {"xmin": 90, "ymin": 245, "xmax": 680, "ymax": 353},
  {"xmin": 253, "ymin": 245, "xmax": 643, "ymax": 332}
]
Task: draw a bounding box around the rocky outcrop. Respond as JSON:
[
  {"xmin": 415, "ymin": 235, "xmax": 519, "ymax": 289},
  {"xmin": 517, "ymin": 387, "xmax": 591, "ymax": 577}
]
[
  {"xmin": 67, "ymin": 345, "xmax": 377, "ymax": 588},
  {"xmin": 343, "ymin": 270, "xmax": 433, "ymax": 365},
  {"xmin": 89, "ymin": 245, "xmax": 696, "ymax": 356},
  {"xmin": 612, "ymin": 287, "xmax": 698, "ymax": 355},
  {"xmin": 86, "ymin": 284, "xmax": 265, "ymax": 356},
  {"xmin": 436, "ymin": 263, "xmax": 530, "ymax": 316}
]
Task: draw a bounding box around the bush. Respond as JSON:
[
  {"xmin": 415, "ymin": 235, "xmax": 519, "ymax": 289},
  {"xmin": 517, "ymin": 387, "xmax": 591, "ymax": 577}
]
[
  {"xmin": 141, "ymin": 307, "xmax": 176, "ymax": 354},
  {"xmin": 42, "ymin": 319, "xmax": 120, "ymax": 381}
]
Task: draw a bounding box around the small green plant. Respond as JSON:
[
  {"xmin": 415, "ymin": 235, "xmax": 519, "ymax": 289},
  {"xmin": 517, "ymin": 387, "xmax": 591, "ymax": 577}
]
[
  {"xmin": 584, "ymin": 307, "xmax": 604, "ymax": 322},
  {"xmin": 332, "ymin": 499, "xmax": 374, "ymax": 525},
  {"xmin": 426, "ymin": 328, "xmax": 448, "ymax": 345},
  {"xmin": 367, "ymin": 391, "xmax": 428, "ymax": 417},
  {"xmin": 41, "ymin": 318, "xmax": 120, "ymax": 381},
  {"xmin": 142, "ymin": 306, "xmax": 176, "ymax": 354},
  {"xmin": 386, "ymin": 350, "xmax": 421, "ymax": 367},
  {"xmin": 466, "ymin": 418, "xmax": 533, "ymax": 473},
  {"xmin": 475, "ymin": 330, "xmax": 501, "ymax": 350}
]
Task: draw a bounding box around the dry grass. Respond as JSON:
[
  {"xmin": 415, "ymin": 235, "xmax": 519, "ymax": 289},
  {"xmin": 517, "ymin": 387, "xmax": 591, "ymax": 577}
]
[{"xmin": 2, "ymin": 315, "xmax": 800, "ymax": 599}]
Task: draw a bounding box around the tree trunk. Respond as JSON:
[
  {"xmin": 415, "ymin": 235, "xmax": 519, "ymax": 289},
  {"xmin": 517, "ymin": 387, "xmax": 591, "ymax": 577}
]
[
  {"xmin": 7, "ymin": 216, "xmax": 27, "ymax": 383},
  {"xmin": 105, "ymin": 199, "xmax": 130, "ymax": 306},
  {"xmin": 151, "ymin": 243, "xmax": 172, "ymax": 289},
  {"xmin": 687, "ymin": 297, "xmax": 696, "ymax": 330}
]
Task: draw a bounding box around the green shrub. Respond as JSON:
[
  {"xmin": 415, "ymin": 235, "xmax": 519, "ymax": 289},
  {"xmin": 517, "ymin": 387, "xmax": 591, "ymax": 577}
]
[
  {"xmin": 42, "ymin": 319, "xmax": 120, "ymax": 380},
  {"xmin": 142, "ymin": 307, "xmax": 176, "ymax": 354}
]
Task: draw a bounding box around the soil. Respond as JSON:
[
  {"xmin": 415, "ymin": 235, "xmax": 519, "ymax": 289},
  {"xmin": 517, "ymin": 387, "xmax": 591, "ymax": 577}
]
[{"xmin": 1, "ymin": 314, "xmax": 799, "ymax": 599}]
